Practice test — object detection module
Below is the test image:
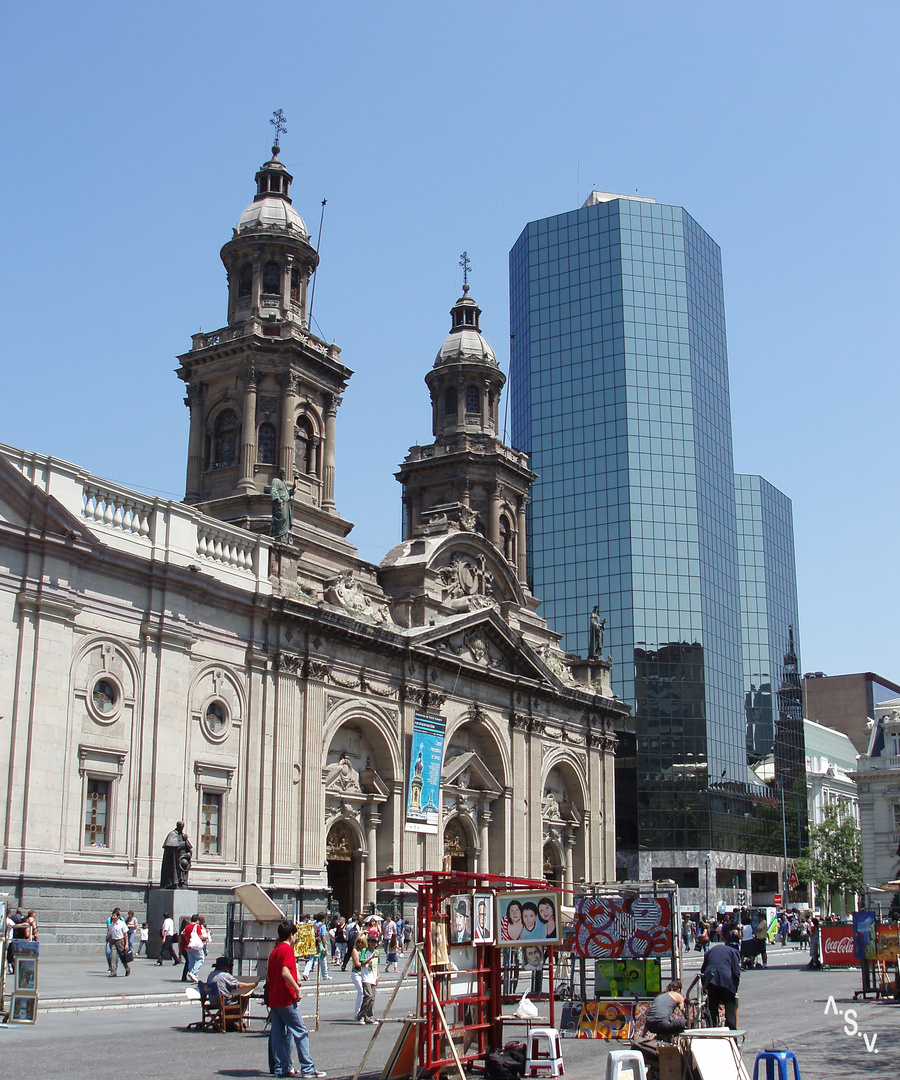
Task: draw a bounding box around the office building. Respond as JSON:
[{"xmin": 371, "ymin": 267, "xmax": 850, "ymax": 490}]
[
  {"xmin": 510, "ymin": 192, "xmax": 793, "ymax": 900},
  {"xmin": 803, "ymin": 672, "xmax": 900, "ymax": 756}
]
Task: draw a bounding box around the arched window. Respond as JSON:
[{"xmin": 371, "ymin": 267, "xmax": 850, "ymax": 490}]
[
  {"xmin": 444, "ymin": 387, "xmax": 457, "ymax": 416},
  {"xmin": 257, "ymin": 422, "xmax": 277, "ymax": 465},
  {"xmin": 465, "ymin": 385, "xmax": 480, "ymax": 414},
  {"xmin": 290, "ymin": 267, "xmax": 301, "ymax": 303},
  {"xmin": 213, "ymin": 409, "xmax": 238, "ymax": 468},
  {"xmin": 500, "ymin": 515, "xmax": 513, "ymax": 561},
  {"xmin": 238, "ymin": 264, "xmax": 252, "ymax": 298},
  {"xmin": 294, "ymin": 417, "xmax": 316, "ymax": 476},
  {"xmin": 262, "ymin": 261, "xmax": 281, "ymax": 295}
]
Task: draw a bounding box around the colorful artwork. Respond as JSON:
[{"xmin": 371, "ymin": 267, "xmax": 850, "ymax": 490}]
[
  {"xmin": 853, "ymin": 911, "xmax": 876, "ymax": 960},
  {"xmin": 875, "ymin": 924, "xmax": 899, "ymax": 961},
  {"xmin": 559, "ymin": 1000, "xmax": 634, "ymax": 1039},
  {"xmin": 405, "ymin": 714, "xmax": 446, "ymax": 833},
  {"xmin": 495, "ymin": 891, "xmax": 560, "ymax": 946},
  {"xmin": 15, "ymin": 957, "xmax": 37, "ymax": 991},
  {"xmin": 572, "ymin": 895, "xmax": 672, "ymax": 958},
  {"xmin": 10, "ymin": 993, "xmax": 37, "ymax": 1023},
  {"xmin": 294, "ymin": 922, "xmax": 316, "ymax": 957},
  {"xmin": 632, "ymin": 1001, "xmax": 651, "ymax": 1041},
  {"xmin": 593, "ymin": 958, "xmax": 660, "ymax": 997}
]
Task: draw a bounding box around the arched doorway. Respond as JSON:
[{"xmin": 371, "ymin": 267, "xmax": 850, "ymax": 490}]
[
  {"xmin": 326, "ymin": 821, "xmax": 356, "ymax": 917},
  {"xmin": 543, "ymin": 842, "xmax": 564, "ymax": 885},
  {"xmin": 443, "ymin": 817, "xmax": 471, "ymax": 873}
]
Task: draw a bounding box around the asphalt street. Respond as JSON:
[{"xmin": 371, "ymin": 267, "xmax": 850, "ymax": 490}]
[{"xmin": 1, "ymin": 943, "xmax": 898, "ymax": 1079}]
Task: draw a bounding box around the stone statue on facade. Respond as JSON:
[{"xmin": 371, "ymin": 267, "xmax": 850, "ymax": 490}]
[
  {"xmin": 588, "ymin": 605, "xmax": 606, "ymax": 659},
  {"xmin": 266, "ymin": 468, "xmax": 295, "ymax": 543},
  {"xmin": 160, "ymin": 821, "xmax": 193, "ymax": 889}
]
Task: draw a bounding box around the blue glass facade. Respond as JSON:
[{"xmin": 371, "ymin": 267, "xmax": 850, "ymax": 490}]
[
  {"xmin": 735, "ymin": 475, "xmax": 801, "ymax": 765},
  {"xmin": 509, "ymin": 196, "xmax": 759, "ymax": 855}
]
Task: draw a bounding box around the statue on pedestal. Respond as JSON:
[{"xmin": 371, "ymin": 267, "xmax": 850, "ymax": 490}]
[
  {"xmin": 588, "ymin": 605, "xmax": 606, "ymax": 660},
  {"xmin": 160, "ymin": 821, "xmax": 193, "ymax": 889},
  {"xmin": 266, "ymin": 468, "xmax": 295, "ymax": 543}
]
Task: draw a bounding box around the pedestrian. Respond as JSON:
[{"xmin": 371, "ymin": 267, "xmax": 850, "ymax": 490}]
[
  {"xmin": 681, "ymin": 916, "xmax": 691, "ymax": 951},
  {"xmin": 779, "ymin": 914, "xmax": 789, "ymax": 948},
  {"xmin": 350, "ymin": 928, "xmax": 380, "ymax": 1023},
  {"xmin": 107, "ymin": 909, "xmax": 131, "ymax": 977},
  {"xmin": 332, "ymin": 918, "xmax": 348, "ymax": 970},
  {"xmin": 185, "ymin": 913, "xmax": 209, "ymax": 982},
  {"xmin": 266, "ymin": 920, "xmax": 326, "ymax": 1079},
  {"xmin": 138, "ymin": 922, "xmax": 149, "ymax": 956},
  {"xmin": 343, "ymin": 914, "xmax": 359, "ymax": 970},
  {"xmin": 808, "ymin": 918, "xmax": 822, "ymax": 970},
  {"xmin": 755, "ymin": 916, "xmax": 768, "ymax": 968},
  {"xmin": 157, "ymin": 911, "xmax": 179, "ymax": 965},
  {"xmin": 383, "ymin": 915, "xmax": 397, "ymax": 959},
  {"xmin": 384, "ymin": 921, "xmax": 399, "ymax": 973},
  {"xmin": 126, "ymin": 910, "xmax": 138, "ymax": 954},
  {"xmin": 700, "ymin": 941, "xmax": 740, "ymax": 1029},
  {"xmin": 105, "ymin": 907, "xmax": 121, "ymax": 974},
  {"xmin": 303, "ymin": 913, "xmax": 331, "ymax": 981}
]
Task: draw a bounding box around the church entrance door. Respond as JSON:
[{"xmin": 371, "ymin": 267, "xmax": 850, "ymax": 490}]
[{"xmin": 326, "ymin": 821, "xmax": 356, "ymax": 917}]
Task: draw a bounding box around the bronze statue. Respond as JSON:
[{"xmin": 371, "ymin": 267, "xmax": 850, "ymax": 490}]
[
  {"xmin": 266, "ymin": 468, "xmax": 295, "ymax": 543},
  {"xmin": 588, "ymin": 605, "xmax": 606, "ymax": 659},
  {"xmin": 160, "ymin": 821, "xmax": 193, "ymax": 889}
]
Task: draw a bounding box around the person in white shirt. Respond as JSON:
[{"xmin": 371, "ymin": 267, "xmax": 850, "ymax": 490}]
[
  {"xmin": 107, "ymin": 913, "xmax": 131, "ymax": 977},
  {"xmin": 157, "ymin": 912, "xmax": 179, "ymax": 965}
]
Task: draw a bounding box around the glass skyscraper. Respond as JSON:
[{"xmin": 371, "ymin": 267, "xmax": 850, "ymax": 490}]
[{"xmin": 510, "ymin": 193, "xmax": 790, "ymax": 878}]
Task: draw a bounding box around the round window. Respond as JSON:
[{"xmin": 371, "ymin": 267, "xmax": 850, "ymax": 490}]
[
  {"xmin": 204, "ymin": 701, "xmax": 228, "ymax": 738},
  {"xmin": 92, "ymin": 680, "xmax": 117, "ymax": 713}
]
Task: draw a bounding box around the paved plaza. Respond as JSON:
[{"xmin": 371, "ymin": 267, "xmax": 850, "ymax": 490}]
[{"xmin": 1, "ymin": 943, "xmax": 898, "ymax": 1079}]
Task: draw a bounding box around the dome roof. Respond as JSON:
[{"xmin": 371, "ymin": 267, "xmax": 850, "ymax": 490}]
[
  {"xmin": 434, "ymin": 328, "xmax": 497, "ymax": 368},
  {"xmin": 236, "ymin": 195, "xmax": 308, "ymax": 237}
]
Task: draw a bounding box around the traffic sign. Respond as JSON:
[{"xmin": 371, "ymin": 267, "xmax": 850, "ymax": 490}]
[{"xmin": 774, "ymin": 893, "xmax": 782, "ymax": 905}]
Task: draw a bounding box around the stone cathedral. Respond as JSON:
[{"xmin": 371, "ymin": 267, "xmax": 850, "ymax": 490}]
[{"xmin": 0, "ymin": 144, "xmax": 628, "ymax": 951}]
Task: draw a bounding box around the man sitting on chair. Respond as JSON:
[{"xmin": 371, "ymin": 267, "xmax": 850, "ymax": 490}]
[{"xmin": 207, "ymin": 955, "xmax": 257, "ymax": 1008}]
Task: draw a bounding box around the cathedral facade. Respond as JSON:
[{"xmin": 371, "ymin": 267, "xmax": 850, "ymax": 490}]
[{"xmin": 0, "ymin": 145, "xmax": 628, "ymax": 951}]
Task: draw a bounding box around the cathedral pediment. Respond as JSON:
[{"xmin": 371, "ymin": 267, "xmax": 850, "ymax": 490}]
[
  {"xmin": 405, "ymin": 607, "xmax": 565, "ymax": 685},
  {"xmin": 0, "ymin": 455, "xmax": 96, "ymax": 546}
]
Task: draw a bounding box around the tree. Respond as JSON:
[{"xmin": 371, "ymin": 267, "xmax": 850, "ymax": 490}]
[{"xmin": 796, "ymin": 803, "xmax": 862, "ymax": 913}]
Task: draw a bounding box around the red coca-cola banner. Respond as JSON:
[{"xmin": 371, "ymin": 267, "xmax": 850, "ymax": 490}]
[{"xmin": 821, "ymin": 925, "xmax": 859, "ymax": 966}]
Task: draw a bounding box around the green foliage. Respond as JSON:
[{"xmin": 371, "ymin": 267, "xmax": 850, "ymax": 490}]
[{"xmin": 797, "ymin": 804, "xmax": 862, "ymax": 909}]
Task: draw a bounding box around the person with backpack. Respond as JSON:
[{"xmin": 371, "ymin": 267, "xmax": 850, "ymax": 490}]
[{"xmin": 342, "ymin": 914, "xmax": 359, "ymax": 971}]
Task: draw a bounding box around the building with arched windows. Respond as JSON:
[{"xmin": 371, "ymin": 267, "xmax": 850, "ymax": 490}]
[{"xmin": 0, "ymin": 145, "xmax": 628, "ymax": 951}]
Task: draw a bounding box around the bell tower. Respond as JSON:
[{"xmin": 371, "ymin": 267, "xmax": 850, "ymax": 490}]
[
  {"xmin": 176, "ymin": 135, "xmax": 355, "ymax": 555},
  {"xmin": 396, "ymin": 267, "xmax": 536, "ymax": 587}
]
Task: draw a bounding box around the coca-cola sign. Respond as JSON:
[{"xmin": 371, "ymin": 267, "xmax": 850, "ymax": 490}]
[{"xmin": 821, "ymin": 926, "xmax": 858, "ymax": 966}]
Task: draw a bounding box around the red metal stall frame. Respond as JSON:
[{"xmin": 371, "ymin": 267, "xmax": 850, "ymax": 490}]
[{"xmin": 372, "ymin": 870, "xmax": 560, "ymax": 1079}]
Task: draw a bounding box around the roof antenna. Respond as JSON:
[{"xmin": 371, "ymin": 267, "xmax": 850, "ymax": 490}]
[{"xmin": 308, "ymin": 198, "xmax": 327, "ymax": 327}]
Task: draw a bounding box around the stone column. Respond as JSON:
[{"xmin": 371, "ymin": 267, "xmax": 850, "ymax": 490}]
[
  {"xmin": 282, "ymin": 257, "xmax": 293, "ymax": 315},
  {"xmin": 489, "ymin": 482, "xmax": 502, "ymax": 547},
  {"xmin": 251, "ymin": 250, "xmax": 262, "ymax": 316},
  {"xmin": 237, "ymin": 368, "xmax": 259, "ymax": 494},
  {"xmin": 365, "ymin": 809, "xmax": 381, "ymax": 907},
  {"xmin": 564, "ymin": 832, "xmax": 576, "ymax": 892},
  {"xmin": 516, "ymin": 495, "xmax": 529, "ymax": 584},
  {"xmin": 322, "ymin": 394, "xmax": 339, "ymax": 511},
  {"xmin": 184, "ymin": 382, "xmax": 205, "ymax": 502},
  {"xmin": 280, "ymin": 374, "xmax": 297, "ymax": 481},
  {"xmin": 456, "ymin": 377, "xmax": 465, "ymax": 430},
  {"xmin": 478, "ymin": 807, "xmax": 492, "ymax": 873}
]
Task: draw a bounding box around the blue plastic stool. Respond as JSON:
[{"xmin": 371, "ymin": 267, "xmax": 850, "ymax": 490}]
[{"xmin": 752, "ymin": 1050, "xmax": 801, "ymax": 1080}]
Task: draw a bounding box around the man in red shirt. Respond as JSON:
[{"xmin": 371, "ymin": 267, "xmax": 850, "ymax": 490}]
[{"xmin": 267, "ymin": 920, "xmax": 325, "ymax": 1078}]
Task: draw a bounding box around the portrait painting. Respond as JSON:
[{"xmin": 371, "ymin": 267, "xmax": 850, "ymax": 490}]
[
  {"xmin": 472, "ymin": 892, "xmax": 494, "ymax": 943},
  {"xmin": 520, "ymin": 944, "xmax": 546, "ymax": 971},
  {"xmin": 430, "ymin": 916, "xmax": 450, "ymax": 967},
  {"xmin": 448, "ymin": 894, "xmax": 473, "ymax": 945},
  {"xmin": 495, "ymin": 891, "xmax": 560, "ymax": 946}
]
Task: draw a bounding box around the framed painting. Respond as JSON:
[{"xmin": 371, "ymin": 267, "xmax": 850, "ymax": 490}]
[
  {"xmin": 447, "ymin": 894, "xmax": 473, "ymax": 946},
  {"xmin": 10, "ymin": 993, "xmax": 38, "ymax": 1024},
  {"xmin": 472, "ymin": 892, "xmax": 494, "ymax": 943},
  {"xmin": 15, "ymin": 956, "xmax": 38, "ymax": 992},
  {"xmin": 495, "ymin": 891, "xmax": 560, "ymax": 946}
]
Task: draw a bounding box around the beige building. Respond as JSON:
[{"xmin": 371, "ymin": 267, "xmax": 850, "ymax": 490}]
[{"xmin": 0, "ymin": 145, "xmax": 628, "ymax": 951}]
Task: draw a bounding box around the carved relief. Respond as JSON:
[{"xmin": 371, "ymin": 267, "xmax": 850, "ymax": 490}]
[
  {"xmin": 436, "ymin": 551, "xmax": 497, "ymax": 611},
  {"xmin": 324, "ymin": 753, "xmax": 363, "ymax": 794},
  {"xmin": 324, "ymin": 571, "xmax": 392, "ymax": 625}
]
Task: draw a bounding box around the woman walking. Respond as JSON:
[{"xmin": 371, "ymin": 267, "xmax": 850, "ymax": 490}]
[{"xmin": 350, "ymin": 931, "xmax": 380, "ymax": 1023}]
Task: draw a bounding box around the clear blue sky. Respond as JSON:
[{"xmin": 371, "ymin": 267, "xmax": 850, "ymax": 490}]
[{"xmin": 1, "ymin": 2, "xmax": 897, "ymax": 680}]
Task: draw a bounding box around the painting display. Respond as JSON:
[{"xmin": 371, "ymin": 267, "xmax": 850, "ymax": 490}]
[
  {"xmin": 404, "ymin": 714, "xmax": 447, "ymax": 834},
  {"xmin": 495, "ymin": 891, "xmax": 560, "ymax": 946},
  {"xmin": 430, "ymin": 916, "xmax": 450, "ymax": 967},
  {"xmin": 472, "ymin": 893, "xmax": 494, "ymax": 943},
  {"xmin": 572, "ymin": 895, "xmax": 672, "ymax": 958},
  {"xmin": 520, "ymin": 945, "xmax": 546, "ymax": 972}
]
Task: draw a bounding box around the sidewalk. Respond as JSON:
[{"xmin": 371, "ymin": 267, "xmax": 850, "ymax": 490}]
[{"xmin": 9, "ymin": 953, "xmax": 410, "ymax": 1011}]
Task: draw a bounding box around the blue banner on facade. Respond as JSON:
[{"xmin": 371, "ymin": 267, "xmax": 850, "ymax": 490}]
[{"xmin": 405, "ymin": 713, "xmax": 446, "ymax": 834}]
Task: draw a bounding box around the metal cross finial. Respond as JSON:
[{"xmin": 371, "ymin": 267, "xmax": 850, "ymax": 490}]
[
  {"xmin": 270, "ymin": 109, "xmax": 288, "ymax": 147},
  {"xmin": 459, "ymin": 251, "xmax": 471, "ymax": 289}
]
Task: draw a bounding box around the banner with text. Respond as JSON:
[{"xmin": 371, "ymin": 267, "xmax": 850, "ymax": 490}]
[{"xmin": 405, "ymin": 714, "xmax": 446, "ymax": 833}]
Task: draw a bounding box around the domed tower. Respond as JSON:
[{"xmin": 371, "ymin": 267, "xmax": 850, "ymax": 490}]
[
  {"xmin": 176, "ymin": 141, "xmax": 355, "ymax": 554},
  {"xmin": 395, "ymin": 279, "xmax": 536, "ymax": 586}
]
